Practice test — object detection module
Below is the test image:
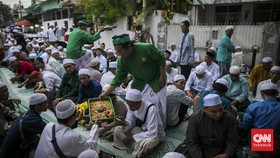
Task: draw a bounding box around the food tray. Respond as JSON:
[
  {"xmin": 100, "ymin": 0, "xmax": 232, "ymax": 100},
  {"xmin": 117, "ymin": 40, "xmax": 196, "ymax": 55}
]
[{"xmin": 88, "ymin": 97, "xmax": 115, "ymax": 122}]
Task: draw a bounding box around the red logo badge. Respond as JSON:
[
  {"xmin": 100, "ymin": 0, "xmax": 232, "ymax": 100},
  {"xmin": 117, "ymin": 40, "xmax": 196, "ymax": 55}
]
[{"xmin": 251, "ymin": 129, "xmax": 274, "ymax": 151}]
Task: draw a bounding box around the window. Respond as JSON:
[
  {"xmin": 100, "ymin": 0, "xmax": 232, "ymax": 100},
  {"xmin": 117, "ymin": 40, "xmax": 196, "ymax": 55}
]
[
  {"xmin": 215, "ymin": 5, "xmax": 241, "ymax": 24},
  {"xmin": 57, "ymin": 10, "xmax": 62, "ymax": 19},
  {"xmin": 253, "ymin": 3, "xmax": 280, "ymax": 23},
  {"xmin": 62, "ymin": 9, "xmax": 68, "ymax": 19}
]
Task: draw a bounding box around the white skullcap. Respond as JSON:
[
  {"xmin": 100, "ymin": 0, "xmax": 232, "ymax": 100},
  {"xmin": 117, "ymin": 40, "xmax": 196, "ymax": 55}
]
[
  {"xmin": 260, "ymin": 82, "xmax": 278, "ymax": 91},
  {"xmin": 56, "ymin": 99, "xmax": 76, "ymax": 119},
  {"xmin": 9, "ymin": 56, "xmax": 17, "ymax": 62},
  {"xmin": 109, "ymin": 62, "xmax": 117, "ymax": 68},
  {"xmin": 45, "ymin": 47, "xmax": 52, "ymax": 51},
  {"xmin": 91, "ymin": 47, "xmax": 96, "ymax": 50},
  {"xmin": 203, "ymin": 94, "xmax": 222, "ymax": 107},
  {"xmin": 16, "ymin": 45, "xmax": 22, "ymax": 50},
  {"xmin": 215, "ymin": 78, "xmax": 228, "ymax": 88},
  {"xmin": 84, "ymin": 44, "xmax": 90, "ymax": 48},
  {"xmin": 41, "ymin": 45, "xmax": 46, "ymax": 48},
  {"xmin": 13, "ymin": 48, "xmax": 20, "ymax": 53},
  {"xmin": 78, "ymin": 150, "xmax": 99, "ymax": 158},
  {"xmin": 229, "ymin": 66, "xmax": 240, "ymax": 74},
  {"xmin": 107, "ymin": 49, "xmax": 114, "ymax": 53},
  {"xmin": 33, "ymin": 44, "xmax": 40, "ymax": 48},
  {"xmin": 90, "ymin": 58, "xmax": 100, "ymax": 67},
  {"xmin": 126, "ymin": 89, "xmax": 142, "ymax": 102},
  {"xmin": 29, "ymin": 53, "xmax": 37, "ymax": 59},
  {"xmin": 29, "ymin": 93, "xmax": 47, "ymax": 106},
  {"xmin": 51, "ymin": 49, "xmax": 59, "ymax": 55},
  {"xmin": 262, "ymin": 57, "xmax": 272, "ymax": 63},
  {"xmin": 209, "ymin": 47, "xmax": 216, "ymax": 52},
  {"xmin": 63, "ymin": 59, "xmax": 75, "ymax": 65},
  {"xmin": 195, "ymin": 65, "xmax": 206, "ymax": 75},
  {"xmin": 102, "ymin": 84, "xmax": 116, "ymax": 94},
  {"xmin": 225, "ymin": 25, "xmax": 234, "ymax": 31},
  {"xmin": 235, "ymin": 46, "xmax": 241, "ymax": 49},
  {"xmin": 57, "ymin": 46, "xmax": 63, "ymax": 50},
  {"xmin": 26, "ymin": 38, "xmax": 31, "ymax": 42},
  {"xmin": 174, "ymin": 74, "xmax": 186, "ymax": 82},
  {"xmin": 78, "ymin": 69, "xmax": 90, "ymax": 76},
  {"xmin": 162, "ymin": 152, "xmax": 185, "ymax": 158},
  {"xmin": 171, "ymin": 43, "xmax": 176, "ymax": 46},
  {"xmin": 166, "ymin": 60, "xmax": 172, "ymax": 66},
  {"xmin": 271, "ymin": 66, "xmax": 280, "ymax": 72},
  {"xmin": 4, "ymin": 43, "xmax": 11, "ymax": 46},
  {"xmin": 13, "ymin": 29, "xmax": 19, "ymax": 33}
]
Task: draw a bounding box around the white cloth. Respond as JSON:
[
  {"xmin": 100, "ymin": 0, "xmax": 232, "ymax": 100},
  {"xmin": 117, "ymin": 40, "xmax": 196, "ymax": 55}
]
[
  {"xmin": 42, "ymin": 71, "xmax": 62, "ymax": 92},
  {"xmin": 184, "ymin": 71, "xmax": 213, "ymax": 91},
  {"xmin": 40, "ymin": 52, "xmax": 50, "ymax": 64},
  {"xmin": 88, "ymin": 67, "xmax": 102, "ymax": 82},
  {"xmin": 72, "ymin": 50, "xmax": 94, "ymax": 69},
  {"xmin": 95, "ymin": 55, "xmax": 107, "ymax": 72},
  {"xmin": 194, "ymin": 52, "xmax": 200, "ymax": 63},
  {"xmin": 47, "ymin": 57, "xmax": 65, "ymax": 78},
  {"xmin": 166, "ymin": 68, "xmax": 179, "ymax": 84},
  {"xmin": 169, "ymin": 49, "xmax": 178, "ymax": 62},
  {"xmin": 34, "ymin": 123, "xmax": 99, "ymax": 158},
  {"xmin": 3, "ymin": 47, "xmax": 13, "ymax": 62},
  {"xmin": 41, "ymin": 64, "xmax": 56, "ymax": 74},
  {"xmin": 47, "ymin": 28, "xmax": 57, "ymax": 42},
  {"xmin": 100, "ymin": 71, "xmax": 126, "ymax": 95},
  {"xmin": 132, "ymin": 84, "xmax": 167, "ymax": 128},
  {"xmin": 199, "ymin": 61, "xmax": 220, "ymax": 81},
  {"xmin": 255, "ymin": 79, "xmax": 280, "ymax": 102}
]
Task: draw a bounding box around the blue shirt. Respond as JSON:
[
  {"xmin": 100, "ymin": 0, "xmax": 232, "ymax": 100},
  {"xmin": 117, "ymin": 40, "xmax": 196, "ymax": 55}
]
[
  {"xmin": 76, "ymin": 80, "xmax": 102, "ymax": 104},
  {"xmin": 223, "ymin": 74, "xmax": 249, "ymax": 102},
  {"xmin": 241, "ymin": 98, "xmax": 280, "ymax": 136},
  {"xmin": 0, "ymin": 109, "xmax": 46, "ymax": 157},
  {"xmin": 217, "ymin": 34, "xmax": 235, "ymax": 63}
]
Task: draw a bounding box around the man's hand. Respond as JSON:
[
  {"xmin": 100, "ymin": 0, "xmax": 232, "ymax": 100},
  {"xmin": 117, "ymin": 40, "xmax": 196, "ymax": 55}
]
[
  {"xmin": 249, "ymin": 86, "xmax": 254, "ymax": 92},
  {"xmin": 123, "ymin": 133, "xmax": 134, "ymax": 147},
  {"xmin": 186, "ymin": 91, "xmax": 193, "ymax": 98},
  {"xmin": 10, "ymin": 77, "xmax": 15, "ymax": 83},
  {"xmin": 231, "ymin": 100, "xmax": 239, "ymax": 107},
  {"xmin": 214, "ymin": 154, "xmax": 229, "ymax": 158},
  {"xmin": 9, "ymin": 98, "xmax": 21, "ymax": 105}
]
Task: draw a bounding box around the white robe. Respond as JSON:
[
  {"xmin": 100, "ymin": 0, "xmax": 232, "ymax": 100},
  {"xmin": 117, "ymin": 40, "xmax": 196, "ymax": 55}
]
[
  {"xmin": 42, "ymin": 71, "xmax": 62, "ymax": 92},
  {"xmin": 34, "ymin": 123, "xmax": 99, "ymax": 158},
  {"xmin": 184, "ymin": 71, "xmax": 213, "ymax": 92}
]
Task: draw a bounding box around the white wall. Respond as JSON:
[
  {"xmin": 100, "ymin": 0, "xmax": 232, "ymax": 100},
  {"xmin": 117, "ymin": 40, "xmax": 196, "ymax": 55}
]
[{"xmin": 96, "ymin": 10, "xmax": 188, "ymax": 50}]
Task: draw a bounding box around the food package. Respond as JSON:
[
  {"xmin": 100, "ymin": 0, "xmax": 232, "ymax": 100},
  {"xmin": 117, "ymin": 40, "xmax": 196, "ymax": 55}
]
[{"xmin": 88, "ymin": 97, "xmax": 115, "ymax": 122}]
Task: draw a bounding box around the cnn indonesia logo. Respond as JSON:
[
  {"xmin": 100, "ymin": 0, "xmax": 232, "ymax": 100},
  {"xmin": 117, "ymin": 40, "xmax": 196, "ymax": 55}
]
[{"xmin": 251, "ymin": 129, "xmax": 274, "ymax": 151}]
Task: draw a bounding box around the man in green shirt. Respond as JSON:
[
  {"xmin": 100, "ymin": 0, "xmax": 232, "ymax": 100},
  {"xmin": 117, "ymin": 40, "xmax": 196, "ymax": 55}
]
[
  {"xmin": 66, "ymin": 20, "xmax": 104, "ymax": 69},
  {"xmin": 99, "ymin": 34, "xmax": 167, "ymax": 127},
  {"xmin": 53, "ymin": 59, "xmax": 80, "ymax": 108}
]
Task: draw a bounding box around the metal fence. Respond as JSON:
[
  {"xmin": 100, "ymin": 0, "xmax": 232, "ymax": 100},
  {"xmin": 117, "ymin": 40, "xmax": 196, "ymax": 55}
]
[{"xmin": 167, "ymin": 24, "xmax": 264, "ymax": 51}]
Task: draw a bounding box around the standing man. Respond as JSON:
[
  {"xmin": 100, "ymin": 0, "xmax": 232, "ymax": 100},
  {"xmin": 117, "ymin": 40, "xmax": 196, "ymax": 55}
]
[
  {"xmin": 177, "ymin": 20, "xmax": 195, "ymax": 80},
  {"xmin": 217, "ymin": 26, "xmax": 235, "ymax": 77},
  {"xmin": 100, "ymin": 34, "xmax": 167, "ymax": 127},
  {"xmin": 66, "ymin": 20, "xmax": 104, "ymax": 69}
]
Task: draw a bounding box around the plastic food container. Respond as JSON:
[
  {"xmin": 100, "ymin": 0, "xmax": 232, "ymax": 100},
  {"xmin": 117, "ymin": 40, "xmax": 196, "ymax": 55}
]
[{"xmin": 88, "ymin": 97, "xmax": 115, "ymax": 122}]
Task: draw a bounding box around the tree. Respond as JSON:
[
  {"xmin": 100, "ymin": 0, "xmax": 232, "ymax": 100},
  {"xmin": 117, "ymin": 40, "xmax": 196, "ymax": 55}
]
[
  {"xmin": 76, "ymin": 0, "xmax": 132, "ymax": 25},
  {"xmin": 0, "ymin": 2, "xmax": 13, "ymax": 28},
  {"xmin": 75, "ymin": 0, "xmax": 204, "ymax": 25}
]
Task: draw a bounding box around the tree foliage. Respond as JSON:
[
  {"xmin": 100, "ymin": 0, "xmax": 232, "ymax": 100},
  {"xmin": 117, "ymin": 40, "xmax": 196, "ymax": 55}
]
[
  {"xmin": 76, "ymin": 0, "xmax": 204, "ymax": 25},
  {"xmin": 0, "ymin": 2, "xmax": 13, "ymax": 27},
  {"xmin": 76, "ymin": 0, "xmax": 132, "ymax": 25}
]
